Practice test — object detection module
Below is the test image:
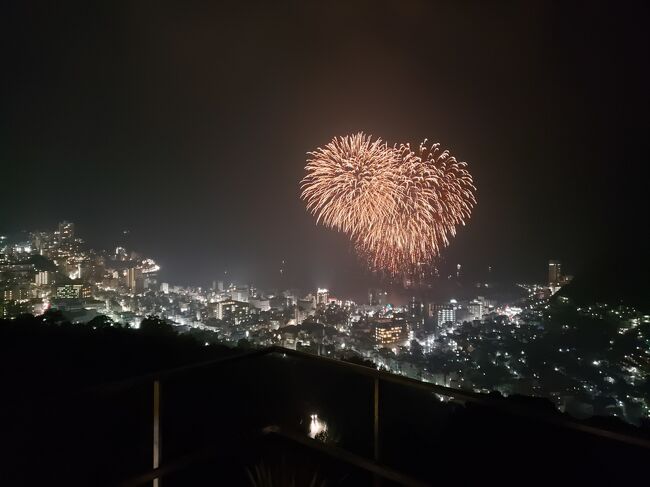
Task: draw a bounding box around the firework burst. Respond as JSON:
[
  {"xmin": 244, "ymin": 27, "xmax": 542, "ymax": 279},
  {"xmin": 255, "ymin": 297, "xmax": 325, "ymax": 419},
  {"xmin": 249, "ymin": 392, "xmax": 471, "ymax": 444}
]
[
  {"xmin": 300, "ymin": 132, "xmax": 398, "ymax": 236},
  {"xmin": 301, "ymin": 133, "xmax": 476, "ymax": 275}
]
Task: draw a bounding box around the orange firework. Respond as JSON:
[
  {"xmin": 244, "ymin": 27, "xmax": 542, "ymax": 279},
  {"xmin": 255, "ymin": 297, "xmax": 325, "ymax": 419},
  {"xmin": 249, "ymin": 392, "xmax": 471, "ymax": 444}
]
[
  {"xmin": 356, "ymin": 141, "xmax": 476, "ymax": 273},
  {"xmin": 300, "ymin": 132, "xmax": 398, "ymax": 236},
  {"xmin": 301, "ymin": 133, "xmax": 476, "ymax": 275}
]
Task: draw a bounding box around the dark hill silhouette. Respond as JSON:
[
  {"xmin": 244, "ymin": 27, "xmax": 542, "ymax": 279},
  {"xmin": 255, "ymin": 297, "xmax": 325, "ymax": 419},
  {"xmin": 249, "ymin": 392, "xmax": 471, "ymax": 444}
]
[{"xmin": 556, "ymin": 241, "xmax": 650, "ymax": 312}]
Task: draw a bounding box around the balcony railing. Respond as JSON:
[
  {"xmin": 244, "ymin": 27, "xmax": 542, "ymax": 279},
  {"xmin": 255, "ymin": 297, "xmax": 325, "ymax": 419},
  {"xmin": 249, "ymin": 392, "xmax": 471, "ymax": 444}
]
[{"xmin": 6, "ymin": 346, "xmax": 650, "ymax": 486}]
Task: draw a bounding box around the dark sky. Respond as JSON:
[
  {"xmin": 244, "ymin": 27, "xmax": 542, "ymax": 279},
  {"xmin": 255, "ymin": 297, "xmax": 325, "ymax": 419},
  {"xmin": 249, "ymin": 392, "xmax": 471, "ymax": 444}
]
[{"xmin": 2, "ymin": 1, "xmax": 648, "ymax": 295}]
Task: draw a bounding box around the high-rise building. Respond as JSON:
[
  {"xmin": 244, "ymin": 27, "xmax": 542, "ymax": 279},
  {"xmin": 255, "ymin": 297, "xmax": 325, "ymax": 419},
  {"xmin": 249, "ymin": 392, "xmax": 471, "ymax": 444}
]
[
  {"xmin": 438, "ymin": 307, "xmax": 455, "ymax": 326},
  {"xmin": 548, "ymin": 260, "xmax": 562, "ymax": 287},
  {"xmin": 160, "ymin": 282, "xmax": 169, "ymax": 294},
  {"xmin": 468, "ymin": 300, "xmax": 483, "ymax": 321},
  {"xmin": 409, "ymin": 298, "xmax": 423, "ymax": 317},
  {"xmin": 126, "ymin": 268, "xmax": 136, "ymax": 290},
  {"xmin": 316, "ymin": 288, "xmax": 329, "ymax": 306},
  {"xmin": 58, "ymin": 221, "xmax": 74, "ymax": 241},
  {"xmin": 429, "ymin": 304, "xmax": 456, "ymax": 326},
  {"xmin": 214, "ymin": 299, "xmax": 249, "ymax": 324},
  {"xmin": 35, "ymin": 271, "xmax": 50, "ymax": 286},
  {"xmin": 125, "ymin": 267, "xmax": 143, "ymax": 292},
  {"xmin": 115, "ymin": 247, "xmax": 128, "ymax": 261},
  {"xmin": 372, "ymin": 319, "xmax": 407, "ymax": 345},
  {"xmin": 143, "ymin": 274, "xmax": 158, "ymax": 290},
  {"xmin": 31, "ymin": 232, "xmax": 47, "ymax": 254}
]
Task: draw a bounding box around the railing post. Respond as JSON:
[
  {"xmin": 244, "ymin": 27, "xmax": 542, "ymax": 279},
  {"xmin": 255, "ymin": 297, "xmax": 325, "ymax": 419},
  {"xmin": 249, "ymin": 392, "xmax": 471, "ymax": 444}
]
[
  {"xmin": 373, "ymin": 376, "xmax": 380, "ymax": 486},
  {"xmin": 373, "ymin": 376, "xmax": 379, "ymax": 462},
  {"xmin": 153, "ymin": 379, "xmax": 161, "ymax": 487}
]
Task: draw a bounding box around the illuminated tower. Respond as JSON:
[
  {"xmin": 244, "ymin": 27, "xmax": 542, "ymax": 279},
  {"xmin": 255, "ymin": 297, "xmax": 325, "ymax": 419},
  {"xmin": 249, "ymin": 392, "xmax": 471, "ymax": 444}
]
[
  {"xmin": 316, "ymin": 288, "xmax": 329, "ymax": 306},
  {"xmin": 58, "ymin": 221, "xmax": 75, "ymax": 240},
  {"xmin": 125, "ymin": 267, "xmax": 143, "ymax": 292},
  {"xmin": 548, "ymin": 260, "xmax": 562, "ymax": 287}
]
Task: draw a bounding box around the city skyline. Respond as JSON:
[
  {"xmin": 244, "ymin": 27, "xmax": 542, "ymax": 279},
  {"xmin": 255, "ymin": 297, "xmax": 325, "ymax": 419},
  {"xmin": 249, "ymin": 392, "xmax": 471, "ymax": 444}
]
[
  {"xmin": 0, "ymin": 217, "xmax": 572, "ymax": 296},
  {"xmin": 2, "ymin": 217, "xmax": 647, "ymax": 427}
]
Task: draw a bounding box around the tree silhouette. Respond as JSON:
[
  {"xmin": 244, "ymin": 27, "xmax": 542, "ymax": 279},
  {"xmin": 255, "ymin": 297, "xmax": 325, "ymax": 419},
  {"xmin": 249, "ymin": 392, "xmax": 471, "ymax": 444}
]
[
  {"xmin": 140, "ymin": 315, "xmax": 175, "ymax": 336},
  {"xmin": 87, "ymin": 315, "xmax": 114, "ymax": 329}
]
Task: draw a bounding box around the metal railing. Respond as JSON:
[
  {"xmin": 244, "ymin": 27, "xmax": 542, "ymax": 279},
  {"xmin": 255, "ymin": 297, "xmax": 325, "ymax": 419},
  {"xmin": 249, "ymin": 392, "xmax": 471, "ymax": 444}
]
[{"xmin": 79, "ymin": 345, "xmax": 650, "ymax": 486}]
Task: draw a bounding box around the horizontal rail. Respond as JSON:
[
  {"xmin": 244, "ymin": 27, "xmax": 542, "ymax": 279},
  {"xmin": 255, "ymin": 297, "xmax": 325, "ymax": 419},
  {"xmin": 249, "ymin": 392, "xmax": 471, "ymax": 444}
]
[
  {"xmin": 262, "ymin": 425, "xmax": 430, "ymax": 487},
  {"xmin": 268, "ymin": 347, "xmax": 650, "ymax": 450}
]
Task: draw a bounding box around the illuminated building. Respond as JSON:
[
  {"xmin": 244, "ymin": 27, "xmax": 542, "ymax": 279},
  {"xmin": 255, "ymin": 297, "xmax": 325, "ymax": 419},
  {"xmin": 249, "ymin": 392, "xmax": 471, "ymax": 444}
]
[
  {"xmin": 56, "ymin": 283, "xmax": 91, "ymax": 299},
  {"xmin": 373, "ymin": 319, "xmax": 406, "ymax": 345},
  {"xmin": 58, "ymin": 221, "xmax": 74, "ymax": 241},
  {"xmin": 3, "ymin": 286, "xmax": 31, "ymax": 301},
  {"xmin": 143, "ymin": 275, "xmax": 158, "ymax": 290},
  {"xmin": 35, "ymin": 271, "xmax": 50, "ymax": 286},
  {"xmin": 467, "ymin": 300, "xmax": 483, "ymax": 321},
  {"xmin": 439, "ymin": 305, "xmax": 455, "ymax": 325},
  {"xmin": 294, "ymin": 305, "xmax": 310, "ymax": 325},
  {"xmin": 125, "ymin": 267, "xmax": 143, "ymax": 292},
  {"xmin": 548, "ymin": 260, "xmax": 562, "ymax": 287},
  {"xmin": 408, "ymin": 298, "xmax": 424, "ymax": 330},
  {"xmin": 31, "ymin": 232, "xmax": 48, "ymax": 254},
  {"xmin": 231, "ymin": 287, "xmax": 249, "ymax": 303},
  {"xmin": 316, "ymin": 288, "xmax": 329, "ymax": 306},
  {"xmin": 160, "ymin": 282, "xmax": 169, "ymax": 294},
  {"xmin": 214, "ymin": 299, "xmax": 249, "ymax": 324},
  {"xmin": 115, "ymin": 247, "xmax": 128, "ymax": 261},
  {"xmin": 249, "ymin": 297, "xmax": 270, "ymax": 311},
  {"xmin": 429, "ymin": 304, "xmax": 456, "ymax": 326}
]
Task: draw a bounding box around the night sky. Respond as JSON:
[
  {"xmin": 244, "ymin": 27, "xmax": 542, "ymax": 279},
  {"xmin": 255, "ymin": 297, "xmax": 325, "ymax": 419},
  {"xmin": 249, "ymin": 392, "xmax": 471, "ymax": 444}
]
[{"xmin": 2, "ymin": 1, "xmax": 648, "ymax": 295}]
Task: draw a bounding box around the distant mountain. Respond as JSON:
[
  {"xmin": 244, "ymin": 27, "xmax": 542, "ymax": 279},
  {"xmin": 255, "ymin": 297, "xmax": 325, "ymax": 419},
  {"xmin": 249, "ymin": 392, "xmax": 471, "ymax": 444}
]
[{"xmin": 556, "ymin": 242, "xmax": 650, "ymax": 313}]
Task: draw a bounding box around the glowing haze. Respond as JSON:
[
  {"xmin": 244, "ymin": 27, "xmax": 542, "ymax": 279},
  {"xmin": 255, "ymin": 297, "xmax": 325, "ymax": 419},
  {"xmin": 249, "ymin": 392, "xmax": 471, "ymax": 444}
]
[{"xmin": 301, "ymin": 132, "xmax": 476, "ymax": 275}]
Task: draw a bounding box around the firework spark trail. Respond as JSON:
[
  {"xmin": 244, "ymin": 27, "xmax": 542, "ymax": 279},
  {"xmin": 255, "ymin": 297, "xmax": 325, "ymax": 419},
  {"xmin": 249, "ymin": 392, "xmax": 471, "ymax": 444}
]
[
  {"xmin": 353, "ymin": 141, "xmax": 476, "ymax": 273},
  {"xmin": 301, "ymin": 132, "xmax": 476, "ymax": 275},
  {"xmin": 301, "ymin": 133, "xmax": 398, "ymax": 236}
]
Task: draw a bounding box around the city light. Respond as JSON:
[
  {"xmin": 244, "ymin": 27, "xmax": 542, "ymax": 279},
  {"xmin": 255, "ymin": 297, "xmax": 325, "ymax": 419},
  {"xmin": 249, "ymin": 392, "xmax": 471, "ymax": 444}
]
[
  {"xmin": 308, "ymin": 413, "xmax": 327, "ymax": 439},
  {"xmin": 1, "ymin": 223, "xmax": 649, "ymax": 427}
]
